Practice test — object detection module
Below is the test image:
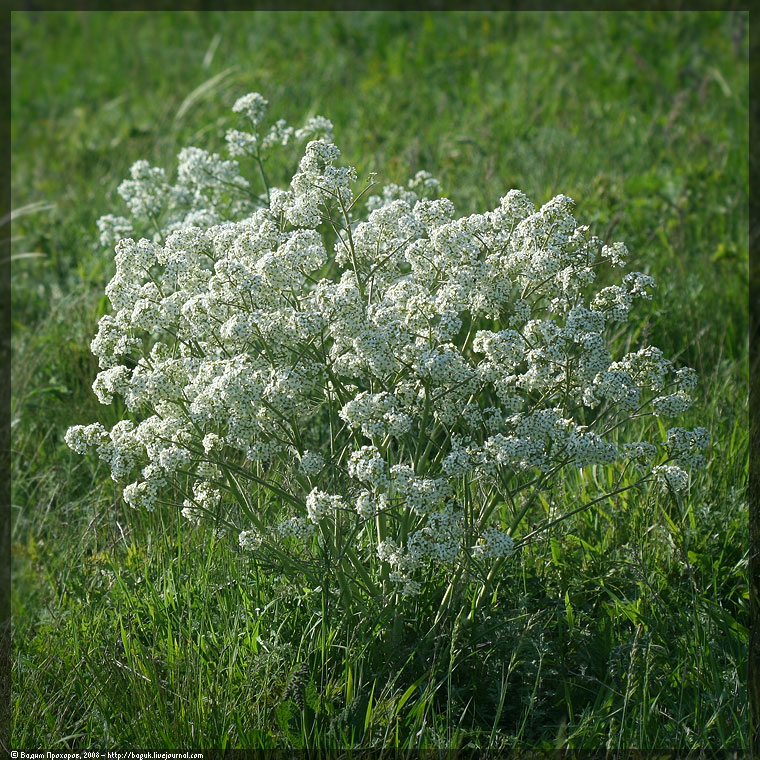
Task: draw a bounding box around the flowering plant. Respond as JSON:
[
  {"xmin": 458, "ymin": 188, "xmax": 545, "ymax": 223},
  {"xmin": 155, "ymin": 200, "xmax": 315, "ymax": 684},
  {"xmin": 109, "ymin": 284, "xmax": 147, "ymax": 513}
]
[{"xmin": 67, "ymin": 93, "xmax": 708, "ymax": 623}]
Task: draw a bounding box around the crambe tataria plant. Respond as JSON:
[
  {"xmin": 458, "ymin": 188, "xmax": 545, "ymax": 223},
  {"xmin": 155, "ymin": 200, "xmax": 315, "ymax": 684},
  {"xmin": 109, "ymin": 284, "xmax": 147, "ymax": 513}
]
[{"xmin": 68, "ymin": 93, "xmax": 709, "ymax": 625}]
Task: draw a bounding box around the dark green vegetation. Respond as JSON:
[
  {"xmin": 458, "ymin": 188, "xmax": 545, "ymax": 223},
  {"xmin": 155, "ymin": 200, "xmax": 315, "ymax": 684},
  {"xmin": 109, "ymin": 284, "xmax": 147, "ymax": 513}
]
[{"xmin": 11, "ymin": 11, "xmax": 748, "ymax": 750}]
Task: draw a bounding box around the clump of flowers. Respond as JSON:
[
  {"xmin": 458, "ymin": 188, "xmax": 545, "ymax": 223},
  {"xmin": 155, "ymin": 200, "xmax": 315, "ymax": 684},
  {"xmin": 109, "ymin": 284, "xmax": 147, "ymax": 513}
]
[{"xmin": 68, "ymin": 93, "xmax": 708, "ymax": 611}]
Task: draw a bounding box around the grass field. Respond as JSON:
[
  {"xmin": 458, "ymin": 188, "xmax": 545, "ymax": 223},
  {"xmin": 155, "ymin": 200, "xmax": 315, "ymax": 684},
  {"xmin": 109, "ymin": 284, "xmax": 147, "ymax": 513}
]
[{"xmin": 10, "ymin": 10, "xmax": 749, "ymax": 750}]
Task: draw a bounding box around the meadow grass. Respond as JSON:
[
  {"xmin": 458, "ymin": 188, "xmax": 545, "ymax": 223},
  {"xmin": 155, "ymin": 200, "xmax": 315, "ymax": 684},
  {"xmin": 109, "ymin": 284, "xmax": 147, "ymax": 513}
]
[{"xmin": 10, "ymin": 10, "xmax": 749, "ymax": 750}]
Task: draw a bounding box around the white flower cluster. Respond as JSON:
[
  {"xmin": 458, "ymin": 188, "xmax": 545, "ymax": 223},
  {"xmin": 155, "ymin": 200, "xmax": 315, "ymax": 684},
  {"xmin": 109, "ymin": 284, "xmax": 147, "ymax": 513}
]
[
  {"xmin": 306, "ymin": 488, "xmax": 345, "ymax": 524},
  {"xmin": 339, "ymin": 392, "xmax": 412, "ymax": 439},
  {"xmin": 354, "ymin": 489, "xmax": 387, "ymax": 519},
  {"xmin": 239, "ymin": 529, "xmax": 263, "ymax": 551},
  {"xmin": 473, "ymin": 526, "xmax": 515, "ymax": 559},
  {"xmin": 68, "ymin": 94, "xmax": 708, "ymax": 600},
  {"xmin": 277, "ymin": 516, "xmax": 316, "ymax": 541},
  {"xmin": 665, "ymin": 426, "xmax": 710, "ymax": 469},
  {"xmin": 652, "ymin": 465, "xmax": 690, "ymax": 492},
  {"xmin": 299, "ymin": 450, "xmax": 325, "ymax": 477},
  {"xmin": 232, "ymin": 92, "xmax": 269, "ymax": 125},
  {"xmin": 181, "ymin": 481, "xmax": 221, "ymax": 524}
]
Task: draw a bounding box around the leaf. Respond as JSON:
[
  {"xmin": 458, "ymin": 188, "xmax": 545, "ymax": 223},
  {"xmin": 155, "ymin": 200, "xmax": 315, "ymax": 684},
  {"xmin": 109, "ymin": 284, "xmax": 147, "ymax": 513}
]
[
  {"xmin": 364, "ymin": 680, "xmax": 376, "ymax": 732},
  {"xmin": 564, "ymin": 590, "xmax": 575, "ymax": 630},
  {"xmin": 550, "ymin": 536, "xmax": 562, "ymax": 565},
  {"xmin": 275, "ymin": 701, "xmax": 302, "ymax": 748},
  {"xmin": 394, "ymin": 675, "xmax": 425, "ymax": 717},
  {"xmin": 305, "ymin": 681, "xmax": 320, "ymax": 713}
]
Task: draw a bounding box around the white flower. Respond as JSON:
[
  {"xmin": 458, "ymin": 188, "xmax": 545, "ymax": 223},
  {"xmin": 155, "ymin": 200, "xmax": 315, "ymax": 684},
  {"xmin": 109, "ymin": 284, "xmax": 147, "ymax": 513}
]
[
  {"xmin": 181, "ymin": 505, "xmax": 204, "ymax": 525},
  {"xmin": 277, "ymin": 516, "xmax": 316, "ymax": 541},
  {"xmin": 299, "ymin": 450, "xmax": 325, "ymax": 476},
  {"xmin": 262, "ymin": 119, "xmax": 295, "ymax": 149},
  {"xmin": 339, "ymin": 392, "xmax": 411, "ymax": 439},
  {"xmin": 97, "ymin": 214, "xmax": 133, "ymax": 248},
  {"xmin": 203, "ymin": 433, "xmax": 223, "ymax": 453},
  {"xmin": 653, "ymin": 464, "xmax": 689, "ymax": 492},
  {"xmin": 473, "ymin": 527, "xmax": 514, "ymax": 559},
  {"xmin": 232, "ymin": 92, "xmax": 268, "ymax": 125},
  {"xmin": 622, "ymin": 441, "xmax": 658, "ymax": 462},
  {"xmin": 239, "ymin": 529, "xmax": 262, "ymax": 551},
  {"xmin": 666, "ymin": 427, "xmax": 710, "ymax": 468},
  {"xmin": 65, "ymin": 423, "xmax": 108, "ymax": 454},
  {"xmin": 601, "ymin": 241, "xmax": 629, "ymax": 267},
  {"xmin": 408, "ymin": 170, "xmax": 440, "ymax": 193},
  {"xmin": 355, "ymin": 490, "xmax": 386, "ymax": 519},
  {"xmin": 226, "ymin": 129, "xmax": 258, "ymax": 157},
  {"xmin": 347, "ymin": 447, "xmax": 390, "ymax": 490},
  {"xmin": 652, "ymin": 392, "xmax": 692, "ymax": 417},
  {"xmin": 295, "ymin": 115, "xmax": 334, "ymax": 142},
  {"xmin": 305, "ymin": 488, "xmax": 345, "ymax": 524},
  {"xmin": 67, "ymin": 92, "xmax": 707, "ymax": 597},
  {"xmin": 117, "ymin": 161, "xmax": 169, "ymax": 218}
]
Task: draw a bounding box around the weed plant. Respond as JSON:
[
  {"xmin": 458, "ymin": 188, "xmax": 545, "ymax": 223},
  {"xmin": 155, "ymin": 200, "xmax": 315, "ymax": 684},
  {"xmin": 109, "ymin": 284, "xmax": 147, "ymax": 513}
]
[{"xmin": 10, "ymin": 11, "xmax": 748, "ymax": 750}]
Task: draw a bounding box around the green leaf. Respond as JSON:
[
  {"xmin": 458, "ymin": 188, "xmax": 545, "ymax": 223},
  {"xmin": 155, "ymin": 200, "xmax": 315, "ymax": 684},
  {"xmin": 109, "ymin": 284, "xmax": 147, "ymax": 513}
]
[
  {"xmin": 550, "ymin": 536, "xmax": 562, "ymax": 565},
  {"xmin": 276, "ymin": 701, "xmax": 302, "ymax": 748},
  {"xmin": 305, "ymin": 681, "xmax": 320, "ymax": 713}
]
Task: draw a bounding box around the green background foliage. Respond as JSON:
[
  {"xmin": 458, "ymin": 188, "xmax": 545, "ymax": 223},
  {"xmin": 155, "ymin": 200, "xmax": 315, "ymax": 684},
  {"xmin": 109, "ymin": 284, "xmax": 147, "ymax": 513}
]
[{"xmin": 10, "ymin": 10, "xmax": 748, "ymax": 750}]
